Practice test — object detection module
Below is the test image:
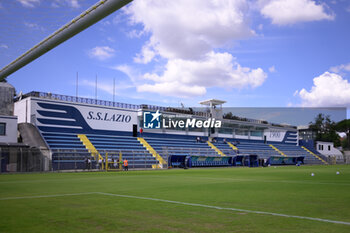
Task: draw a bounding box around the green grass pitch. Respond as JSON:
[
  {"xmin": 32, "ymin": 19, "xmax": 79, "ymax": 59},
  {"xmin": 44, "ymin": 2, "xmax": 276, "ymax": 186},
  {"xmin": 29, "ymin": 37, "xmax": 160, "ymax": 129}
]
[{"xmin": 0, "ymin": 165, "xmax": 349, "ymax": 232}]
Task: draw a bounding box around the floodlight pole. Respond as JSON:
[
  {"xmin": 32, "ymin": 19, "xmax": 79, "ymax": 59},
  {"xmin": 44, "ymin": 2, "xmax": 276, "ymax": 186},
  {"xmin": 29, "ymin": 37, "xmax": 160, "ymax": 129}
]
[{"xmin": 0, "ymin": 0, "xmax": 133, "ymax": 81}]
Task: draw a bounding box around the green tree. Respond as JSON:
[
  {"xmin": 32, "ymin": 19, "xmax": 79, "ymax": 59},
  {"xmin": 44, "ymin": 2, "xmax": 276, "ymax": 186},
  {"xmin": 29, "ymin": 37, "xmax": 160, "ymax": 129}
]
[
  {"xmin": 335, "ymin": 119, "xmax": 350, "ymax": 149},
  {"xmin": 309, "ymin": 114, "xmax": 340, "ymax": 146},
  {"xmin": 223, "ymin": 112, "xmax": 233, "ymax": 119}
]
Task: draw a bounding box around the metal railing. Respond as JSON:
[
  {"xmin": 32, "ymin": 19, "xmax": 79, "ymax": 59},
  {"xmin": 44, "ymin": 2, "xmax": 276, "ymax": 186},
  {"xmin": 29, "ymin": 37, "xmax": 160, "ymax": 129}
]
[
  {"xmin": 24, "ymin": 91, "xmax": 141, "ymax": 110},
  {"xmin": 17, "ymin": 91, "xmax": 209, "ymax": 118}
]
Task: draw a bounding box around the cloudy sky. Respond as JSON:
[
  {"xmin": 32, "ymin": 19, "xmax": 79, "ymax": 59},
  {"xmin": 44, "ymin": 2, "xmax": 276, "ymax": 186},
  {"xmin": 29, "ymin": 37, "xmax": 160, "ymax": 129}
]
[{"xmin": 0, "ymin": 0, "xmax": 350, "ymax": 115}]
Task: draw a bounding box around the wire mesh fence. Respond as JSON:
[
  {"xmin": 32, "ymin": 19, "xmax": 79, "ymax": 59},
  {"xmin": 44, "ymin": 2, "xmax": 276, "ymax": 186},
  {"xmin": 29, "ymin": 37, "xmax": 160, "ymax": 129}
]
[
  {"xmin": 47, "ymin": 149, "xmax": 168, "ymax": 172},
  {"xmin": 1, "ymin": 145, "xmax": 342, "ymax": 173},
  {"xmin": 0, "ymin": 147, "xmax": 170, "ymax": 173},
  {"xmin": 52, "ymin": 149, "xmax": 169, "ymax": 172},
  {"xmin": 0, "ymin": 146, "xmax": 49, "ymax": 173}
]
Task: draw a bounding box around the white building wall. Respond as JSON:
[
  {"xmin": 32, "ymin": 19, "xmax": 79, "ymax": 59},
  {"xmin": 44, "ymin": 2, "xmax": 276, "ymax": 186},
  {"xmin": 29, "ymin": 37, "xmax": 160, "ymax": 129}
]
[
  {"xmin": 0, "ymin": 115, "xmax": 18, "ymax": 143},
  {"xmin": 263, "ymin": 129, "xmax": 286, "ymax": 142},
  {"xmin": 14, "ymin": 98, "xmax": 32, "ymax": 123},
  {"xmin": 16, "ymin": 97, "xmax": 138, "ymax": 132},
  {"xmin": 218, "ymin": 133, "xmax": 234, "ymax": 138},
  {"xmin": 316, "ymin": 141, "xmax": 343, "ymax": 159}
]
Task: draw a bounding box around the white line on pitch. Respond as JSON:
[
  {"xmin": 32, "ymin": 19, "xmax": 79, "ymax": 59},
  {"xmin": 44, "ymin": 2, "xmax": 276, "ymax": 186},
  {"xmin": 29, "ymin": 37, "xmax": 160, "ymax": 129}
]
[
  {"xmin": 0, "ymin": 192, "xmax": 97, "ymax": 200},
  {"xmin": 96, "ymin": 192, "xmax": 350, "ymax": 226},
  {"xmin": 1, "ymin": 191, "xmax": 349, "ymax": 226},
  {"xmin": 1, "ymin": 176, "xmax": 349, "ymax": 186}
]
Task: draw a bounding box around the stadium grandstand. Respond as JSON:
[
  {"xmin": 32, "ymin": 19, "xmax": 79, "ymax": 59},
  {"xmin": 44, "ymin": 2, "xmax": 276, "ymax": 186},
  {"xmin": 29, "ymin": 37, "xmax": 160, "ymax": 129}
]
[{"xmin": 0, "ymin": 90, "xmax": 329, "ymax": 172}]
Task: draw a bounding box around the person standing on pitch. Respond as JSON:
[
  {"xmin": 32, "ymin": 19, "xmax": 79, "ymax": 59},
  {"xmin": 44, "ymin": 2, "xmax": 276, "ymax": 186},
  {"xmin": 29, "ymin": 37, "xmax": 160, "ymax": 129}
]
[
  {"xmin": 123, "ymin": 159, "xmax": 128, "ymax": 171},
  {"xmin": 84, "ymin": 157, "xmax": 88, "ymax": 170},
  {"xmin": 113, "ymin": 158, "xmax": 118, "ymax": 169},
  {"xmin": 87, "ymin": 157, "xmax": 91, "ymax": 170},
  {"xmin": 98, "ymin": 157, "xmax": 103, "ymax": 170}
]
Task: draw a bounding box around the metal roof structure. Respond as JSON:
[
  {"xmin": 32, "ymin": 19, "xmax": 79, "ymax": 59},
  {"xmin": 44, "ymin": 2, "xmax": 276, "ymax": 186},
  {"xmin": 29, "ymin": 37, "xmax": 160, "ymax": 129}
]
[{"xmin": 199, "ymin": 99, "xmax": 226, "ymax": 107}]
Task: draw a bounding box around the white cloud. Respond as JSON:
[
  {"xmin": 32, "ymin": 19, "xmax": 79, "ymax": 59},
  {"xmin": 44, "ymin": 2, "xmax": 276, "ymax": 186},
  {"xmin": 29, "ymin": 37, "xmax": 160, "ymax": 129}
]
[
  {"xmin": 24, "ymin": 22, "xmax": 44, "ymax": 31},
  {"xmin": 82, "ymin": 80, "xmax": 114, "ymax": 95},
  {"xmin": 134, "ymin": 40, "xmax": 156, "ymax": 64},
  {"xmin": 17, "ymin": 0, "xmax": 40, "ymax": 8},
  {"xmin": 297, "ymin": 72, "xmax": 350, "ymax": 107},
  {"xmin": 0, "ymin": 44, "xmax": 8, "ymax": 49},
  {"xmin": 112, "ymin": 14, "xmax": 124, "ymax": 25},
  {"xmin": 101, "ymin": 21, "xmax": 111, "ymax": 26},
  {"xmin": 138, "ymin": 82, "xmax": 206, "ymax": 98},
  {"xmin": 121, "ymin": 0, "xmax": 267, "ymax": 98},
  {"xmin": 260, "ymin": 0, "xmax": 334, "ymax": 25},
  {"xmin": 293, "ymin": 90, "xmax": 299, "ymax": 96},
  {"xmin": 269, "ymin": 66, "xmax": 276, "ymax": 73},
  {"xmin": 66, "ymin": 0, "xmax": 80, "ymax": 8},
  {"xmin": 329, "ymin": 63, "xmax": 350, "ymax": 73},
  {"xmin": 127, "ymin": 29, "xmax": 145, "ymax": 39},
  {"xmin": 120, "ymin": 51, "xmax": 267, "ymax": 98},
  {"xmin": 125, "ymin": 0, "xmax": 254, "ymax": 61},
  {"xmin": 113, "ymin": 64, "xmax": 139, "ymax": 83},
  {"xmin": 88, "ymin": 46, "xmax": 115, "ymax": 61},
  {"xmin": 24, "ymin": 22, "xmax": 39, "ymax": 28},
  {"xmin": 51, "ymin": 0, "xmax": 80, "ymax": 9},
  {"xmin": 145, "ymin": 52, "xmax": 266, "ymax": 89}
]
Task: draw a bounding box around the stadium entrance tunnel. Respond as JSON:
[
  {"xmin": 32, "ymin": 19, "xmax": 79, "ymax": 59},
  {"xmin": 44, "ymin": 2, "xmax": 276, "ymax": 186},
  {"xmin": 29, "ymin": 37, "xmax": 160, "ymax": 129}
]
[{"xmin": 232, "ymin": 155, "xmax": 259, "ymax": 167}]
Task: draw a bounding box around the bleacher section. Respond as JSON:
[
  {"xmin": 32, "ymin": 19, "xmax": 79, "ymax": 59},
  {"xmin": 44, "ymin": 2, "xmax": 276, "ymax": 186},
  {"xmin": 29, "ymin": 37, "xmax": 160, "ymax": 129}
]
[
  {"xmin": 215, "ymin": 142, "xmax": 237, "ymax": 156},
  {"xmin": 87, "ymin": 134, "xmax": 144, "ymax": 151},
  {"xmin": 137, "ymin": 138, "xmax": 167, "ymax": 168},
  {"xmin": 35, "ymin": 132, "xmax": 89, "ymax": 170},
  {"xmin": 214, "ymin": 139, "xmax": 324, "ymax": 165},
  {"xmin": 43, "ymin": 132, "xmax": 87, "ymax": 150},
  {"xmin": 41, "ymin": 130, "xmax": 325, "ymax": 169},
  {"xmin": 273, "ymin": 144, "xmax": 325, "ymax": 165},
  {"xmin": 41, "ymin": 132, "xmax": 159, "ymax": 170},
  {"xmin": 207, "ymin": 141, "xmax": 226, "ymax": 156},
  {"xmin": 300, "ymin": 146, "xmax": 328, "ymax": 164},
  {"xmin": 300, "ymin": 145, "xmax": 329, "ymax": 162},
  {"xmin": 231, "ymin": 141, "xmax": 279, "ymax": 159},
  {"xmin": 87, "ymin": 134, "xmax": 159, "ymax": 169},
  {"xmin": 142, "ymin": 136, "xmax": 233, "ymax": 158}
]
